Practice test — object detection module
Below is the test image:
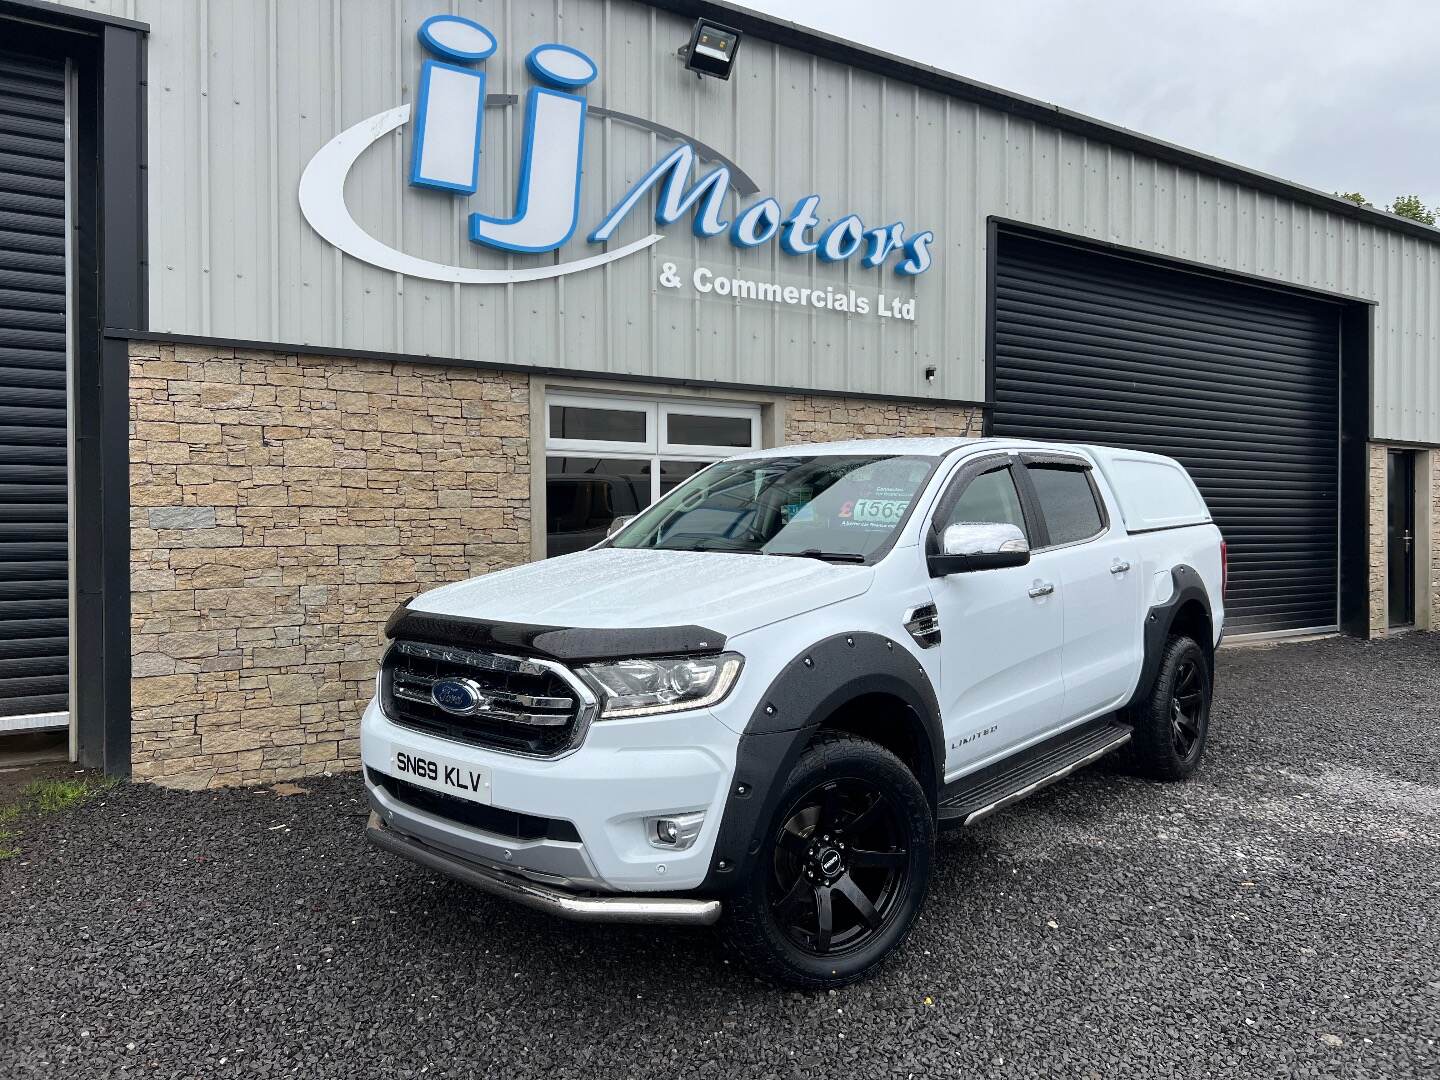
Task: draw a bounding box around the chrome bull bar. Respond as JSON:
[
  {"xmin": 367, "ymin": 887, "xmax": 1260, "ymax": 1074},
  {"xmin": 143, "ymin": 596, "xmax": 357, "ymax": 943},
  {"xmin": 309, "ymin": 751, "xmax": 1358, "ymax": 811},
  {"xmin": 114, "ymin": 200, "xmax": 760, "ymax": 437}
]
[{"xmin": 366, "ymin": 812, "xmax": 722, "ymax": 927}]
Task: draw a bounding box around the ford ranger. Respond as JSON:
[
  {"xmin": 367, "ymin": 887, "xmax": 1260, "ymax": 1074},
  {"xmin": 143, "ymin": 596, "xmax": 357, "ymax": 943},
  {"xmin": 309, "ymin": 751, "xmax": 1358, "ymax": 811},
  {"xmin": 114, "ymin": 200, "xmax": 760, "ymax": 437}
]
[{"xmin": 362, "ymin": 437, "xmax": 1225, "ymax": 988}]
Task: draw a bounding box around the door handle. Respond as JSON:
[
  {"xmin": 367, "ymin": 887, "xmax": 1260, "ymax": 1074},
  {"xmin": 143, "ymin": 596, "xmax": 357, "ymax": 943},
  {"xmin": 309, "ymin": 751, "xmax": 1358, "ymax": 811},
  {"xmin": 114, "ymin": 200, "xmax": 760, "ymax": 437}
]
[
  {"xmin": 1028, "ymin": 582, "xmax": 1055, "ymax": 598},
  {"xmin": 1110, "ymin": 560, "xmax": 1131, "ymax": 574}
]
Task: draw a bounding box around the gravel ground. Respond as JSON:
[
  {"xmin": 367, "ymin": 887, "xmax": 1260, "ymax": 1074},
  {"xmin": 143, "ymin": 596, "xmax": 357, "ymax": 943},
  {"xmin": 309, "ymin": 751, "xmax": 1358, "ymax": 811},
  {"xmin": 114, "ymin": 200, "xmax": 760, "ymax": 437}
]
[{"xmin": 2, "ymin": 634, "xmax": 1438, "ymax": 1079}]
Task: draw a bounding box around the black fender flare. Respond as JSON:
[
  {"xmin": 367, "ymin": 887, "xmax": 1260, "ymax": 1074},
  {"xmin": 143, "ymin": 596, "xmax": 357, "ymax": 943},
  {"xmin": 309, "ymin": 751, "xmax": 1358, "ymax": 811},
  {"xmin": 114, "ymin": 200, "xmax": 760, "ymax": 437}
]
[
  {"xmin": 1127, "ymin": 564, "xmax": 1214, "ymax": 710},
  {"xmin": 699, "ymin": 632, "xmax": 943, "ymax": 894}
]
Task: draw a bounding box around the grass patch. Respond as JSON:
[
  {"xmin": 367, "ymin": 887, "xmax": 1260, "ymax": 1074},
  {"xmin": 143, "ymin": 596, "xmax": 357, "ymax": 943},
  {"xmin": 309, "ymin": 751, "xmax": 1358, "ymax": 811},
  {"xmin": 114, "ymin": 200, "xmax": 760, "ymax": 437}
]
[
  {"xmin": 0, "ymin": 774, "xmax": 118, "ymax": 859},
  {"xmin": 0, "ymin": 805, "xmax": 20, "ymax": 860},
  {"xmin": 21, "ymin": 776, "xmax": 115, "ymax": 813}
]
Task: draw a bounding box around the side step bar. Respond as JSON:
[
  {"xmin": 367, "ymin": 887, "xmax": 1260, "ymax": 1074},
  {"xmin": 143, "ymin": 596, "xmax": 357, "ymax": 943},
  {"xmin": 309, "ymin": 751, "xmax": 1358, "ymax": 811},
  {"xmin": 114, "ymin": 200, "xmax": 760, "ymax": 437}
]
[{"xmin": 939, "ymin": 720, "xmax": 1133, "ymax": 826}]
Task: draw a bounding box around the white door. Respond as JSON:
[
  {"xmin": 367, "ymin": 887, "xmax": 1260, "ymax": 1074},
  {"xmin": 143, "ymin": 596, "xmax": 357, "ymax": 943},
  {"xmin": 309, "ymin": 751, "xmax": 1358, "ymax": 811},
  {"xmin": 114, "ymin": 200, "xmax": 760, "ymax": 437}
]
[
  {"xmin": 1021, "ymin": 462, "xmax": 1141, "ymax": 722},
  {"xmin": 927, "ymin": 459, "xmax": 1066, "ymax": 775}
]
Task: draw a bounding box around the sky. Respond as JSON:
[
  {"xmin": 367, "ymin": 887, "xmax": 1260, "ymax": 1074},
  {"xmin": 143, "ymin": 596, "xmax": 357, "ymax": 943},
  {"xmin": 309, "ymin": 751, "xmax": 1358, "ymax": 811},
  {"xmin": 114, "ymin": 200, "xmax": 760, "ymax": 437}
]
[{"xmin": 732, "ymin": 0, "xmax": 1440, "ymax": 212}]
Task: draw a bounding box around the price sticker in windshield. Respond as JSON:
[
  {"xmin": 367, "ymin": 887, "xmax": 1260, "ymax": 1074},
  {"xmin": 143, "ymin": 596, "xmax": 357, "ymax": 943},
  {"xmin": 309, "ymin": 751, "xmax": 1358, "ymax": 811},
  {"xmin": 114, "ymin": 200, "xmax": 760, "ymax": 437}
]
[{"xmin": 846, "ymin": 498, "xmax": 911, "ymax": 524}]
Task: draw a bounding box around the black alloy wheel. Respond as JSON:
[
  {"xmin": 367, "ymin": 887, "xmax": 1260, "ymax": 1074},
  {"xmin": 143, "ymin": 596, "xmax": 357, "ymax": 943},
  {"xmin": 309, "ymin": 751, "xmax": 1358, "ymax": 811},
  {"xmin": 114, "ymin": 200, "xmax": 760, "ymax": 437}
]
[
  {"xmin": 1127, "ymin": 634, "xmax": 1212, "ymax": 781},
  {"xmin": 1170, "ymin": 657, "xmax": 1205, "ymax": 760},
  {"xmin": 720, "ymin": 731, "xmax": 933, "ymax": 989},
  {"xmin": 770, "ymin": 777, "xmax": 909, "ymax": 955}
]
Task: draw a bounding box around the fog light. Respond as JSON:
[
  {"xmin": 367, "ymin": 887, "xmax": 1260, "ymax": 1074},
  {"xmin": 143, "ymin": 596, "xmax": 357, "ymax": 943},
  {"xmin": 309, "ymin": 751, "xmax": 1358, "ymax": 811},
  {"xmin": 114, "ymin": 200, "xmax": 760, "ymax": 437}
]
[{"xmin": 647, "ymin": 811, "xmax": 705, "ymax": 850}]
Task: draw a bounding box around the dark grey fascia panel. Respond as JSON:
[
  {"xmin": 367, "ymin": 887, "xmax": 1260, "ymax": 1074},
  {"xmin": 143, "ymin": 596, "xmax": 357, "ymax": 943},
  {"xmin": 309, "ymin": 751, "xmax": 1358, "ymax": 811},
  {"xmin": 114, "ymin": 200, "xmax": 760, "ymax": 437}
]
[{"xmin": 0, "ymin": 0, "xmax": 147, "ymax": 33}]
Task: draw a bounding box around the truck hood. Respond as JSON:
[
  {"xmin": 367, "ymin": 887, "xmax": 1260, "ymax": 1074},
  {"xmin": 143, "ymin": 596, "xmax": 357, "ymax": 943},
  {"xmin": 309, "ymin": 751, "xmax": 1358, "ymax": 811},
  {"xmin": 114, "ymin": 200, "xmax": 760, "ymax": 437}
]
[{"xmin": 409, "ymin": 548, "xmax": 873, "ymax": 638}]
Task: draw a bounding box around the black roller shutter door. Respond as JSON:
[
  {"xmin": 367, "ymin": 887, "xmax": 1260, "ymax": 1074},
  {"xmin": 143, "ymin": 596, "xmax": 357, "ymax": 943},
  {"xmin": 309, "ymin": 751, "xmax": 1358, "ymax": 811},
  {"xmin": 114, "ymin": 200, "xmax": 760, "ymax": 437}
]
[
  {"xmin": 0, "ymin": 50, "xmax": 69, "ymax": 718},
  {"xmin": 991, "ymin": 231, "xmax": 1339, "ymax": 636}
]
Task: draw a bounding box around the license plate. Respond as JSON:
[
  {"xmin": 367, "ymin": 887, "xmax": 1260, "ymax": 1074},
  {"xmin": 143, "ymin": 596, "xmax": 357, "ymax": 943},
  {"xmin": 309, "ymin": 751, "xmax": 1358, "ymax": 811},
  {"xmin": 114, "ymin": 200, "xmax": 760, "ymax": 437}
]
[{"xmin": 387, "ymin": 743, "xmax": 493, "ymax": 805}]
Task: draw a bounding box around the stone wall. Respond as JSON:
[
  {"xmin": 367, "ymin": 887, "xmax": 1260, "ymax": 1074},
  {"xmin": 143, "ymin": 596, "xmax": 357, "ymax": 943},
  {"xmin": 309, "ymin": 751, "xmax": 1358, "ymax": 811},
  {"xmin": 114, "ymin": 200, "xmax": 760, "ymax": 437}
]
[
  {"xmin": 128, "ymin": 343, "xmax": 531, "ymax": 787},
  {"xmin": 1369, "ymin": 444, "xmax": 1388, "ymax": 637},
  {"xmin": 784, "ymin": 395, "xmax": 984, "ymax": 443}
]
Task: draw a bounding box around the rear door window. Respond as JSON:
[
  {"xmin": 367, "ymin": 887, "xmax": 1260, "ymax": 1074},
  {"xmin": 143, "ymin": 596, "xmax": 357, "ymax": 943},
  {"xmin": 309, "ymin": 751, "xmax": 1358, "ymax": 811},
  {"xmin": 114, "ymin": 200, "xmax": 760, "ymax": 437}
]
[{"xmin": 1027, "ymin": 466, "xmax": 1105, "ymax": 546}]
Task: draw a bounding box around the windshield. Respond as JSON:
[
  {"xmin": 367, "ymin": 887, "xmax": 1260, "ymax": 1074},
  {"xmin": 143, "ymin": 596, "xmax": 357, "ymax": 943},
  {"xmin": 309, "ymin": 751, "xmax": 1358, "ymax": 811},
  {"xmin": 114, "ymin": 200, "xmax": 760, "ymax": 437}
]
[{"xmin": 607, "ymin": 454, "xmax": 939, "ymax": 562}]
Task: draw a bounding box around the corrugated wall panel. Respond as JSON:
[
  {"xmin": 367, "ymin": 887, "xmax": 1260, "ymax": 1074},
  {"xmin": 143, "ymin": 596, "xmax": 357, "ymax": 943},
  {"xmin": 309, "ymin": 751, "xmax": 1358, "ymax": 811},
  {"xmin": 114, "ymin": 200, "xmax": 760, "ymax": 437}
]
[{"xmin": 57, "ymin": 0, "xmax": 1440, "ymax": 442}]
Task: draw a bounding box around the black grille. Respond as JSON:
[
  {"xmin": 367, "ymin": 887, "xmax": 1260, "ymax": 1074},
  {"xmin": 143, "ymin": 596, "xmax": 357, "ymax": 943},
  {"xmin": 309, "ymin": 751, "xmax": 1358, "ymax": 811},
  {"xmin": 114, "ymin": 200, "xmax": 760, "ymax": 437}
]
[
  {"xmin": 380, "ymin": 640, "xmax": 587, "ymax": 757},
  {"xmin": 368, "ymin": 769, "xmax": 582, "ymax": 843}
]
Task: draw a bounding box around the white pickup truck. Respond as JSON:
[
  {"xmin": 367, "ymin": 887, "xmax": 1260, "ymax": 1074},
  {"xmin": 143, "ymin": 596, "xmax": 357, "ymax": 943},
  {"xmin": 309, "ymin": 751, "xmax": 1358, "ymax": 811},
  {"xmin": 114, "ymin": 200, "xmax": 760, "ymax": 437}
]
[{"xmin": 362, "ymin": 437, "xmax": 1226, "ymax": 988}]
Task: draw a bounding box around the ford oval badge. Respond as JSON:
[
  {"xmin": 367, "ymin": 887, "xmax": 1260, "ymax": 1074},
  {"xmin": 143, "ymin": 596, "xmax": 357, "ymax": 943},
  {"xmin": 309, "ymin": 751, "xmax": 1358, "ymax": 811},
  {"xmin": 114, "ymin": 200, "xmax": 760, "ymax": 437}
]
[{"xmin": 431, "ymin": 677, "xmax": 486, "ymax": 716}]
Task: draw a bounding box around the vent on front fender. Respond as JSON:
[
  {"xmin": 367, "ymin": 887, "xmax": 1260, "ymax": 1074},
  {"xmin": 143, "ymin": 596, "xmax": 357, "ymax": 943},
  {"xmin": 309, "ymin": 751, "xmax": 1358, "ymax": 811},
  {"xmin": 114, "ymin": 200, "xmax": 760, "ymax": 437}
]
[{"xmin": 903, "ymin": 603, "xmax": 941, "ymax": 648}]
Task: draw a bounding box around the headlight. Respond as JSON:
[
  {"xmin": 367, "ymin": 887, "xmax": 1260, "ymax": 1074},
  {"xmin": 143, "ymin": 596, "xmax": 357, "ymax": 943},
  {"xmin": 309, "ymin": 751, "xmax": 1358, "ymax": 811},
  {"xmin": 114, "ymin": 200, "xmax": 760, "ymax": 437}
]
[{"xmin": 582, "ymin": 653, "xmax": 744, "ymax": 719}]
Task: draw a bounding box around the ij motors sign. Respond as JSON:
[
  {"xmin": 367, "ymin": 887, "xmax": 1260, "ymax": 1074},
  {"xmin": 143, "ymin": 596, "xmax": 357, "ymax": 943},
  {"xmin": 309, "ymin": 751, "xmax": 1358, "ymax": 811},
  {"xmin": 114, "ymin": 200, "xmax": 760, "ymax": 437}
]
[{"xmin": 299, "ymin": 14, "xmax": 935, "ymax": 289}]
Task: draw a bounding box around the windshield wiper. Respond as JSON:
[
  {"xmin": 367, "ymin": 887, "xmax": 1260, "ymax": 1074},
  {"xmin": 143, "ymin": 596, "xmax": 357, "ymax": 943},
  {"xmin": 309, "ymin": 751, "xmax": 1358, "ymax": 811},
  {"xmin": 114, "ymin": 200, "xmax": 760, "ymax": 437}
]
[
  {"xmin": 654, "ymin": 539, "xmax": 759, "ymax": 553},
  {"xmin": 766, "ymin": 549, "xmax": 867, "ymax": 564}
]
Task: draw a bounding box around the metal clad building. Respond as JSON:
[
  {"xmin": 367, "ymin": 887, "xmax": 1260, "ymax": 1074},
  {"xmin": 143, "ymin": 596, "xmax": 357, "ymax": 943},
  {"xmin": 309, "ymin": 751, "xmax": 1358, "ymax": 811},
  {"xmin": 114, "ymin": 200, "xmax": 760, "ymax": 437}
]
[
  {"xmin": 20, "ymin": 0, "xmax": 1440, "ymax": 433},
  {"xmin": 0, "ymin": 0, "xmax": 1435, "ymax": 780}
]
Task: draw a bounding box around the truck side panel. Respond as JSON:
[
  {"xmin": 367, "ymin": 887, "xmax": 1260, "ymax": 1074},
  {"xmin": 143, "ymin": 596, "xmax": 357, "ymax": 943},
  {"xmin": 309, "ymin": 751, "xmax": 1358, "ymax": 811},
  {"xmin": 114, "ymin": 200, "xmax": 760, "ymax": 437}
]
[{"xmin": 1132, "ymin": 524, "xmax": 1225, "ymax": 648}]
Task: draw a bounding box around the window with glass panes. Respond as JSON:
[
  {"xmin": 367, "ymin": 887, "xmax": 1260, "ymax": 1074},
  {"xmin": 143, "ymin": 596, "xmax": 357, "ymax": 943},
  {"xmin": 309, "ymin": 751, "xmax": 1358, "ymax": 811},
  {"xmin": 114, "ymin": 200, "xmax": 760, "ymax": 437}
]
[{"xmin": 544, "ymin": 394, "xmax": 763, "ymax": 556}]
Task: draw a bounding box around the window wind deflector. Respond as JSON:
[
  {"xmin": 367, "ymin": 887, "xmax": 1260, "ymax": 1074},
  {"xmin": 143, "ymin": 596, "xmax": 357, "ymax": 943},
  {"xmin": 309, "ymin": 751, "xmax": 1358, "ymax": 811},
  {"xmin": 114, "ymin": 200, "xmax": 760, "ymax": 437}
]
[{"xmin": 765, "ymin": 549, "xmax": 868, "ymax": 564}]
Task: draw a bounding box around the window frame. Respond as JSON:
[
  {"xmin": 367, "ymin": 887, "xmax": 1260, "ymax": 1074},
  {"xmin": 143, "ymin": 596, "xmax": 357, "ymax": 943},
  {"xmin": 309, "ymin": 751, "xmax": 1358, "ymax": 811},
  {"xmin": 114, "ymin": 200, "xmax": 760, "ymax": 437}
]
[
  {"xmin": 1014, "ymin": 456, "xmax": 1111, "ymax": 552},
  {"xmin": 545, "ymin": 392, "xmax": 656, "ymax": 455},
  {"xmin": 542, "ymin": 391, "xmax": 762, "ymax": 557},
  {"xmin": 659, "ymin": 401, "xmax": 760, "ymax": 457}
]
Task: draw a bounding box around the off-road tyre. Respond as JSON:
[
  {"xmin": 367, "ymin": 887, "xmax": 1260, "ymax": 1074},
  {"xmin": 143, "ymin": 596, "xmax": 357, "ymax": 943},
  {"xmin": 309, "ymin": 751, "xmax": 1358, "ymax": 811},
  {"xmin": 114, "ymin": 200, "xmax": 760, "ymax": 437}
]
[
  {"xmin": 1127, "ymin": 634, "xmax": 1212, "ymax": 781},
  {"xmin": 720, "ymin": 730, "xmax": 934, "ymax": 990}
]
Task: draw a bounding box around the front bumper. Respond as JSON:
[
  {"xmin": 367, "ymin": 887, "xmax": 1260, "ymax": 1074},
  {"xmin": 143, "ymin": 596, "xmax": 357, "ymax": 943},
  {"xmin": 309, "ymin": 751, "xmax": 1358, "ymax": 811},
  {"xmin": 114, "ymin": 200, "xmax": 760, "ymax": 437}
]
[
  {"xmin": 360, "ymin": 695, "xmax": 739, "ymax": 892},
  {"xmin": 366, "ymin": 812, "xmax": 721, "ymax": 926}
]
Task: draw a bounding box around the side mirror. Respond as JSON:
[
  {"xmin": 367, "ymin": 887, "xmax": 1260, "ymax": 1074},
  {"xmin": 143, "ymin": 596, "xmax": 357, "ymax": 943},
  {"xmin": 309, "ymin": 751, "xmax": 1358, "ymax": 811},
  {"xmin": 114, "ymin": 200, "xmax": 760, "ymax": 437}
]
[
  {"xmin": 606, "ymin": 515, "xmax": 635, "ymax": 539},
  {"xmin": 927, "ymin": 522, "xmax": 1030, "ymax": 577}
]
